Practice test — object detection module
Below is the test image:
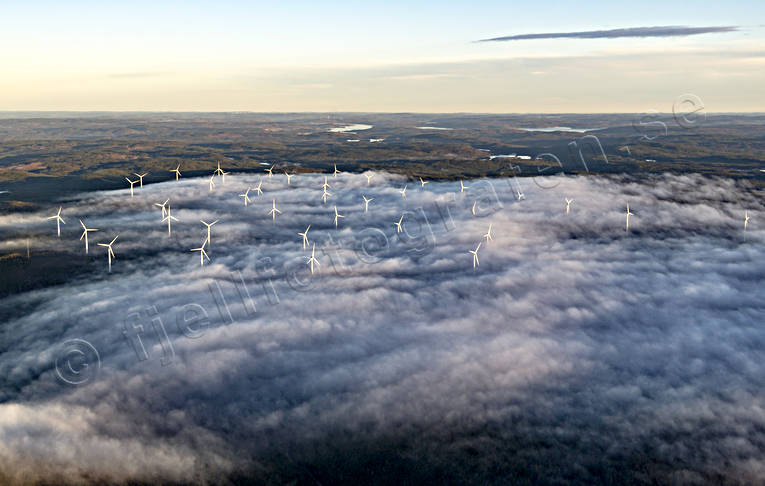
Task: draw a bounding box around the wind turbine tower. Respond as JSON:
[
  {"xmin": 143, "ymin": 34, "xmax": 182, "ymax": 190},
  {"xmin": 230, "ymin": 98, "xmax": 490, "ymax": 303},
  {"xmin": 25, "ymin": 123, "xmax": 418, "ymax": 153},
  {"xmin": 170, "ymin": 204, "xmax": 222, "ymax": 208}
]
[{"xmin": 47, "ymin": 206, "xmax": 66, "ymax": 237}]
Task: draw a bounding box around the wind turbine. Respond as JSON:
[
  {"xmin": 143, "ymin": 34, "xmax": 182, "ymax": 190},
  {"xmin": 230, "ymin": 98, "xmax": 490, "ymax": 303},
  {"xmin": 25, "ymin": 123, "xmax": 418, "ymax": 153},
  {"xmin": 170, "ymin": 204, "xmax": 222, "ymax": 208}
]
[
  {"xmin": 214, "ymin": 161, "xmax": 224, "ymax": 177},
  {"xmin": 154, "ymin": 199, "xmax": 169, "ymax": 219},
  {"xmin": 265, "ymin": 164, "xmax": 274, "ymax": 178},
  {"xmin": 322, "ymin": 176, "xmax": 331, "ymax": 190},
  {"xmin": 220, "ymin": 170, "xmax": 229, "ymax": 184},
  {"xmin": 744, "ymin": 211, "xmax": 750, "ymax": 230},
  {"xmin": 239, "ymin": 188, "xmax": 252, "ymax": 206},
  {"xmin": 79, "ymin": 219, "xmax": 98, "ymax": 254},
  {"xmin": 365, "ymin": 173, "xmax": 374, "ymax": 185},
  {"xmin": 483, "ymin": 223, "xmax": 493, "ymax": 243},
  {"xmin": 125, "ymin": 177, "xmax": 138, "ymax": 197},
  {"xmin": 190, "ymin": 240, "xmax": 210, "ymax": 267},
  {"xmin": 399, "ymin": 185, "xmax": 407, "ymax": 199},
  {"xmin": 419, "ymin": 177, "xmax": 429, "ymax": 188},
  {"xmin": 626, "ymin": 204, "xmax": 634, "ymax": 231},
  {"xmin": 333, "ymin": 206, "xmax": 344, "ymax": 228},
  {"xmin": 469, "ymin": 242, "xmax": 481, "ymax": 268},
  {"xmin": 298, "ymin": 225, "xmax": 311, "ymax": 250},
  {"xmin": 394, "ymin": 214, "xmax": 404, "ymax": 233},
  {"xmin": 254, "ymin": 179, "xmax": 263, "ymax": 195},
  {"xmin": 333, "ymin": 164, "xmax": 341, "ymax": 177},
  {"xmin": 97, "ymin": 234, "xmax": 118, "ymax": 272},
  {"xmin": 460, "ymin": 180, "xmax": 468, "ymax": 193},
  {"xmin": 362, "ymin": 195, "xmax": 373, "ymax": 212},
  {"xmin": 471, "ymin": 200, "xmax": 477, "ymax": 216},
  {"xmin": 200, "ymin": 219, "xmax": 218, "ymax": 246},
  {"xmin": 133, "ymin": 172, "xmax": 148, "ymax": 188},
  {"xmin": 565, "ymin": 198, "xmax": 573, "ymax": 214},
  {"xmin": 171, "ymin": 163, "xmax": 181, "ymax": 180},
  {"xmin": 321, "ymin": 189, "xmax": 332, "ymax": 204},
  {"xmin": 162, "ymin": 205, "xmax": 179, "ymax": 235},
  {"xmin": 307, "ymin": 242, "xmax": 320, "ymax": 274},
  {"xmin": 47, "ymin": 206, "xmax": 66, "ymax": 237},
  {"xmin": 208, "ymin": 174, "xmax": 216, "ymax": 192},
  {"xmin": 516, "ymin": 188, "xmax": 524, "ymax": 201},
  {"xmin": 284, "ymin": 171, "xmax": 294, "ymax": 184},
  {"xmin": 268, "ymin": 199, "xmax": 282, "ymax": 220}
]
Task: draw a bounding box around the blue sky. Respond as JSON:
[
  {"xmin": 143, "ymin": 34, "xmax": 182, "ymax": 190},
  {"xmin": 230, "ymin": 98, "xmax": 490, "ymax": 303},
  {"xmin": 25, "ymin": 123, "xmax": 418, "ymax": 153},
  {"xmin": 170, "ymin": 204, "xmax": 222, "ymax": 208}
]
[{"xmin": 1, "ymin": 1, "xmax": 763, "ymax": 111}]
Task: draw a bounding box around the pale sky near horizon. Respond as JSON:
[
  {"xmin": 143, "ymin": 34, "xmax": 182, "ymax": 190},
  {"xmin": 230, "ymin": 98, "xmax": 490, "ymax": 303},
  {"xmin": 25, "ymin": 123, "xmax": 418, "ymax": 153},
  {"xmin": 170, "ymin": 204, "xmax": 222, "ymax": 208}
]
[{"xmin": 1, "ymin": 1, "xmax": 764, "ymax": 112}]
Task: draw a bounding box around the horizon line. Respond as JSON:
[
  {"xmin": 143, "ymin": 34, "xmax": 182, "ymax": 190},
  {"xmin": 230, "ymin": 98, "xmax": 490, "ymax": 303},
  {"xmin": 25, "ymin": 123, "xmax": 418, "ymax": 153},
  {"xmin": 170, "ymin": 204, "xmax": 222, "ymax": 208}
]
[{"xmin": 0, "ymin": 110, "xmax": 763, "ymax": 115}]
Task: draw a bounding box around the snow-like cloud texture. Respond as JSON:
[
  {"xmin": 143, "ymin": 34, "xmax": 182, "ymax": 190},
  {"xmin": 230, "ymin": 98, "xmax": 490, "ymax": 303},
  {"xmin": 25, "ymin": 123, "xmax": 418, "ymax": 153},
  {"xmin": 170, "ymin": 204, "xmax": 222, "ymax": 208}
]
[{"xmin": 0, "ymin": 171, "xmax": 763, "ymax": 485}]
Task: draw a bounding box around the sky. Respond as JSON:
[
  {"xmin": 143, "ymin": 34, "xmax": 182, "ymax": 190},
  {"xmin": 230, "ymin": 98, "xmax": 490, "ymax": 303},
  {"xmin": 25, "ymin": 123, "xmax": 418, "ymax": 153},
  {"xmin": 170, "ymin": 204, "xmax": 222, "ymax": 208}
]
[
  {"xmin": 0, "ymin": 170, "xmax": 763, "ymax": 483},
  {"xmin": 0, "ymin": 1, "xmax": 764, "ymax": 112}
]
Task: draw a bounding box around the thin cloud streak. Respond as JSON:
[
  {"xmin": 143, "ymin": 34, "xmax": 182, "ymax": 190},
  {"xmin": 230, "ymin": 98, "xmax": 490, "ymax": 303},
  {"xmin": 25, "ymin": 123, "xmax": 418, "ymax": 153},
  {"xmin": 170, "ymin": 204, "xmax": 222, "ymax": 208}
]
[
  {"xmin": 107, "ymin": 72, "xmax": 168, "ymax": 79},
  {"xmin": 478, "ymin": 25, "xmax": 739, "ymax": 42}
]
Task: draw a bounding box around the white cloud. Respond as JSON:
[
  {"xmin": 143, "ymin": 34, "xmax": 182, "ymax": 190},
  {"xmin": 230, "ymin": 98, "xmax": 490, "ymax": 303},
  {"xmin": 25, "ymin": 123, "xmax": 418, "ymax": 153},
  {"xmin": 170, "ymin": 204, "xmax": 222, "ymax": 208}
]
[{"xmin": 0, "ymin": 171, "xmax": 763, "ymax": 483}]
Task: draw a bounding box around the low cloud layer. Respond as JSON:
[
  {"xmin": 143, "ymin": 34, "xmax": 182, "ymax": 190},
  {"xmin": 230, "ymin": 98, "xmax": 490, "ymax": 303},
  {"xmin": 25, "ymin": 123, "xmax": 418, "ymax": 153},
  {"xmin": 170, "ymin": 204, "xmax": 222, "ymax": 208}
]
[
  {"xmin": 0, "ymin": 171, "xmax": 763, "ymax": 485},
  {"xmin": 478, "ymin": 25, "xmax": 739, "ymax": 42}
]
